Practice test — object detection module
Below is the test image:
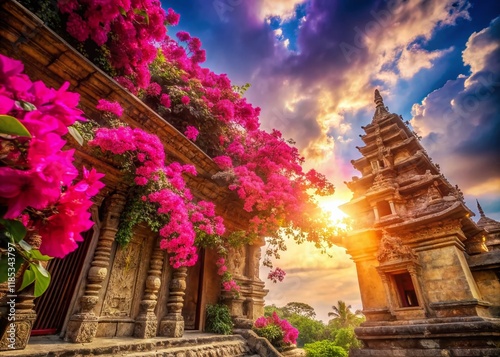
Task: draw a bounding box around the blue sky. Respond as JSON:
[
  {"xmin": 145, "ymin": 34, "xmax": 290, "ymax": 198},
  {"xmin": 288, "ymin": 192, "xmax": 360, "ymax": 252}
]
[{"xmin": 162, "ymin": 0, "xmax": 500, "ymax": 321}]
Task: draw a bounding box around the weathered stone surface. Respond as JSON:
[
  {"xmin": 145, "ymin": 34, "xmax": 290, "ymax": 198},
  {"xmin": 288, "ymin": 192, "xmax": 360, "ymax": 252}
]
[
  {"xmin": 1, "ymin": 332, "xmax": 265, "ymax": 357},
  {"xmin": 340, "ymin": 91, "xmax": 500, "ymax": 357},
  {"xmin": 0, "ymin": 3, "xmax": 268, "ymax": 352}
]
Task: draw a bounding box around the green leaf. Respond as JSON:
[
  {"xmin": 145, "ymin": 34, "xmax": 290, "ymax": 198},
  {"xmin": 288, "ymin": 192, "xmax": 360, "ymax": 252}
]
[
  {"xmin": 119, "ymin": 6, "xmax": 127, "ymax": 16},
  {"xmin": 133, "ymin": 8, "xmax": 149, "ymax": 25},
  {"xmin": 68, "ymin": 125, "xmax": 84, "ymax": 146},
  {"xmin": 19, "ymin": 266, "xmax": 35, "ymax": 291},
  {"xmin": 32, "ymin": 263, "xmax": 51, "ymax": 297},
  {"xmin": 18, "ymin": 239, "xmax": 32, "ymax": 252},
  {"xmin": 0, "ymin": 115, "xmax": 32, "ymax": 137},
  {"xmin": 29, "ymin": 250, "xmax": 53, "ymax": 261},
  {"xmin": 0, "ymin": 218, "xmax": 27, "ymax": 243}
]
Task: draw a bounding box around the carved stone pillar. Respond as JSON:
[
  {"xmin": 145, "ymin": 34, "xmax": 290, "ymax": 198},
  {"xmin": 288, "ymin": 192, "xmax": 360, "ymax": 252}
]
[
  {"xmin": 134, "ymin": 241, "xmax": 164, "ymax": 338},
  {"xmin": 389, "ymin": 201, "xmax": 396, "ymax": 215},
  {"xmin": 65, "ymin": 193, "xmax": 125, "ymax": 343},
  {"xmin": 0, "ymin": 284, "xmax": 36, "ymax": 350},
  {"xmin": 407, "ymin": 265, "xmax": 428, "ymax": 315},
  {"xmin": 373, "ymin": 206, "xmax": 380, "ymax": 221},
  {"xmin": 377, "ymin": 273, "xmax": 395, "ymax": 316},
  {"xmin": 159, "ymin": 267, "xmax": 187, "ymax": 337}
]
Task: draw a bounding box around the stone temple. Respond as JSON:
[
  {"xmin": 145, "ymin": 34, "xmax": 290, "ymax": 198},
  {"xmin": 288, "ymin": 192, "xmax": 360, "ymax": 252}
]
[{"xmin": 339, "ymin": 90, "xmax": 500, "ymax": 356}]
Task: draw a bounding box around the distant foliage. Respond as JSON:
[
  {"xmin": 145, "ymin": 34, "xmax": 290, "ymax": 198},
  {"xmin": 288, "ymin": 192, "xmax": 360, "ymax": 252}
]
[
  {"xmin": 205, "ymin": 304, "xmax": 233, "ymax": 335},
  {"xmin": 304, "ymin": 340, "xmax": 348, "ymax": 357},
  {"xmin": 332, "ymin": 328, "xmax": 362, "ymax": 351},
  {"xmin": 264, "ymin": 301, "xmax": 364, "ymax": 350}
]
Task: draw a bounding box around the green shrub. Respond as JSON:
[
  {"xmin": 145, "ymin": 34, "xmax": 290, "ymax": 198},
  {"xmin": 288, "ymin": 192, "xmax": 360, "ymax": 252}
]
[
  {"xmin": 253, "ymin": 323, "xmax": 284, "ymax": 346},
  {"xmin": 333, "ymin": 327, "xmax": 362, "ymax": 350},
  {"xmin": 205, "ymin": 304, "xmax": 233, "ymax": 335},
  {"xmin": 304, "ymin": 340, "xmax": 348, "ymax": 357}
]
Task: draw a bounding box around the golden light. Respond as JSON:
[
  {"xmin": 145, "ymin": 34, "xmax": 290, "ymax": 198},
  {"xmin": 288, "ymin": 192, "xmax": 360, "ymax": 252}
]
[{"xmin": 317, "ymin": 196, "xmax": 349, "ymax": 223}]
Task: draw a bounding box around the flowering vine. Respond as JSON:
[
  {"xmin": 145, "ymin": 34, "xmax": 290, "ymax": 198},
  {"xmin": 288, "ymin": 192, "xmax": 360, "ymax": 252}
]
[
  {"xmin": 89, "ymin": 121, "xmax": 238, "ymax": 291},
  {"xmin": 56, "ymin": 0, "xmax": 174, "ymax": 90},
  {"xmin": 18, "ymin": 0, "xmax": 347, "ymax": 284},
  {"xmin": 0, "ymin": 54, "xmax": 104, "ymax": 296}
]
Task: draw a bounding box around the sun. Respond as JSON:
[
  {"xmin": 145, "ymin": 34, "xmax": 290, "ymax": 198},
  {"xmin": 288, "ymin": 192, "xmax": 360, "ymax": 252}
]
[{"xmin": 317, "ymin": 196, "xmax": 349, "ymax": 223}]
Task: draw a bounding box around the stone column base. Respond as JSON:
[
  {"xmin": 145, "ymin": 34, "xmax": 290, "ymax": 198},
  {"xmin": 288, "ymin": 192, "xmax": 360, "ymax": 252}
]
[
  {"xmin": 65, "ymin": 315, "xmax": 98, "ymax": 343},
  {"xmin": 0, "ymin": 313, "xmax": 36, "ymax": 351},
  {"xmin": 134, "ymin": 315, "xmax": 158, "ymax": 338},
  {"xmin": 159, "ymin": 318, "xmax": 184, "ymax": 337}
]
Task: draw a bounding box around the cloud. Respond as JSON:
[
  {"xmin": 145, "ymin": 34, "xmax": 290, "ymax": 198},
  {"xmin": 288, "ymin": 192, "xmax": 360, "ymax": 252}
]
[
  {"xmin": 167, "ymin": 0, "xmax": 500, "ymax": 317},
  {"xmin": 259, "ymin": 0, "xmax": 306, "ymax": 20},
  {"xmin": 411, "ymin": 16, "xmax": 500, "ymax": 217},
  {"xmin": 397, "ymin": 44, "xmax": 453, "ymax": 78},
  {"xmin": 260, "ymin": 241, "xmax": 361, "ymax": 322}
]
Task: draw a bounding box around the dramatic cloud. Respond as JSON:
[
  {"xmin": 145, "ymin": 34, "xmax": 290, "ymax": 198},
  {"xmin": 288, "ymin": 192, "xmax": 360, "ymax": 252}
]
[
  {"xmin": 167, "ymin": 0, "xmax": 499, "ymax": 314},
  {"xmin": 397, "ymin": 45, "xmax": 454, "ymax": 79},
  {"xmin": 259, "ymin": 0, "xmax": 306, "ymax": 20},
  {"xmin": 411, "ymin": 16, "xmax": 500, "ymax": 217}
]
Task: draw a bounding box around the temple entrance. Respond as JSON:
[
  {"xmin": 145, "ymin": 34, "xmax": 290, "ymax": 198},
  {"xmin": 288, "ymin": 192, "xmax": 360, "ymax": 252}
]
[
  {"xmin": 31, "ymin": 228, "xmax": 96, "ymax": 335},
  {"xmin": 182, "ymin": 249, "xmax": 205, "ymax": 330}
]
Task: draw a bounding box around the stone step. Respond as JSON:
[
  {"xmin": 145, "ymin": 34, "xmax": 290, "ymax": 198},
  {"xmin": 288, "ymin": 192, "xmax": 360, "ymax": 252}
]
[
  {"xmin": 104, "ymin": 339, "xmax": 253, "ymax": 357},
  {"xmin": 350, "ymin": 348, "xmax": 500, "ymax": 357},
  {"xmin": 1, "ymin": 332, "xmax": 261, "ymax": 357}
]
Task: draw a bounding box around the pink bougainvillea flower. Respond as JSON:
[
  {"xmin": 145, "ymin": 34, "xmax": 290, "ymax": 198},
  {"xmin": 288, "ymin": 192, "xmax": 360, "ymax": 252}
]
[
  {"xmin": 181, "ymin": 95, "xmax": 190, "ymax": 105},
  {"xmin": 213, "ymin": 155, "xmax": 233, "ymax": 170},
  {"xmin": 254, "ymin": 316, "xmax": 268, "ymax": 328},
  {"xmin": 96, "ymin": 99, "xmax": 123, "ymax": 117},
  {"xmin": 0, "ymin": 168, "xmax": 61, "ymax": 219},
  {"xmin": 73, "ymin": 167, "xmax": 106, "ymax": 196},
  {"xmin": 268, "ymin": 267, "xmax": 286, "ymax": 283},
  {"xmin": 0, "ymin": 53, "xmax": 24, "ymax": 78},
  {"xmin": 222, "ymin": 279, "xmax": 240, "ymax": 292},
  {"xmin": 146, "ymin": 82, "xmax": 161, "ymax": 96},
  {"xmin": 0, "ymin": 94, "xmax": 15, "ymax": 113},
  {"xmin": 37, "ymin": 188, "xmax": 94, "ymax": 258},
  {"xmin": 160, "ymin": 93, "xmax": 171, "ymax": 108},
  {"xmin": 166, "ymin": 8, "xmax": 180, "ymax": 26},
  {"xmin": 176, "ymin": 31, "xmax": 191, "ymax": 42},
  {"xmin": 184, "ymin": 126, "xmax": 198, "ymax": 141}
]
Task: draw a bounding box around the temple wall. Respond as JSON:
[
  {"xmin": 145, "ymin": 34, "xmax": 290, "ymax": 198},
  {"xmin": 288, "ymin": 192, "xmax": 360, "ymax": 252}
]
[{"xmin": 0, "ymin": 1, "xmax": 267, "ymax": 349}]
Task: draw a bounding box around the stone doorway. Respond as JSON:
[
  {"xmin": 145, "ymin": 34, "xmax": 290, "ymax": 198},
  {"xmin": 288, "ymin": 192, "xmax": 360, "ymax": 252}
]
[
  {"xmin": 31, "ymin": 228, "xmax": 96, "ymax": 336},
  {"xmin": 181, "ymin": 249, "xmax": 205, "ymax": 330}
]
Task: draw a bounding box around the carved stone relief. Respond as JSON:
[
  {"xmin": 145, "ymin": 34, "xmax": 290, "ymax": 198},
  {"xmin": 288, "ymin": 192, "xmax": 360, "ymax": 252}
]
[
  {"xmin": 227, "ymin": 246, "xmax": 246, "ymax": 277},
  {"xmin": 377, "ymin": 231, "xmax": 418, "ymax": 263},
  {"xmin": 101, "ymin": 239, "xmax": 142, "ymax": 318}
]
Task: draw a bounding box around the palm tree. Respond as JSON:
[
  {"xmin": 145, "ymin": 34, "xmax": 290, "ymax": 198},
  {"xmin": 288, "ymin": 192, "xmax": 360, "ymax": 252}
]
[{"xmin": 328, "ymin": 300, "xmax": 362, "ymax": 328}]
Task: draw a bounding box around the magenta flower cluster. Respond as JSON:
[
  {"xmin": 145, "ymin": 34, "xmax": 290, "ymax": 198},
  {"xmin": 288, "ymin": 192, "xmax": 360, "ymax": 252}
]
[
  {"xmin": 267, "ymin": 267, "xmax": 286, "ymax": 283},
  {"xmin": 184, "ymin": 125, "xmax": 199, "ymax": 141},
  {"xmin": 57, "ymin": 0, "xmax": 177, "ymax": 90},
  {"xmin": 96, "ymin": 99, "xmax": 123, "ymax": 117},
  {"xmin": 89, "ymin": 127, "xmax": 232, "ymax": 277},
  {"xmin": 0, "ymin": 54, "xmax": 104, "ymax": 258},
  {"xmin": 254, "ymin": 312, "xmax": 299, "ymax": 345},
  {"xmin": 50, "ymin": 1, "xmax": 336, "ymax": 281}
]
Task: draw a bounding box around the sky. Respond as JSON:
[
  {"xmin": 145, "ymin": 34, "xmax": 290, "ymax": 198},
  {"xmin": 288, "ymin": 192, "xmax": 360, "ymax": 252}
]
[{"xmin": 163, "ymin": 0, "xmax": 500, "ymax": 322}]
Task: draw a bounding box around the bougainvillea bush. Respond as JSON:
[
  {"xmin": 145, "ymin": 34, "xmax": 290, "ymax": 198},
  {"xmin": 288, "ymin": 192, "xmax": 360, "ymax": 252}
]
[
  {"xmin": 18, "ymin": 0, "xmax": 346, "ymax": 282},
  {"xmin": 0, "ymin": 54, "xmax": 104, "ymax": 296},
  {"xmin": 253, "ymin": 312, "xmax": 299, "ymax": 349},
  {"xmin": 88, "ymin": 108, "xmax": 238, "ymax": 292}
]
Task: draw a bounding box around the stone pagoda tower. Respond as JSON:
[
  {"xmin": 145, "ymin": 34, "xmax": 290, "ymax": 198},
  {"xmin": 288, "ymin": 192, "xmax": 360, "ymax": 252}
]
[{"xmin": 339, "ymin": 90, "xmax": 500, "ymax": 356}]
